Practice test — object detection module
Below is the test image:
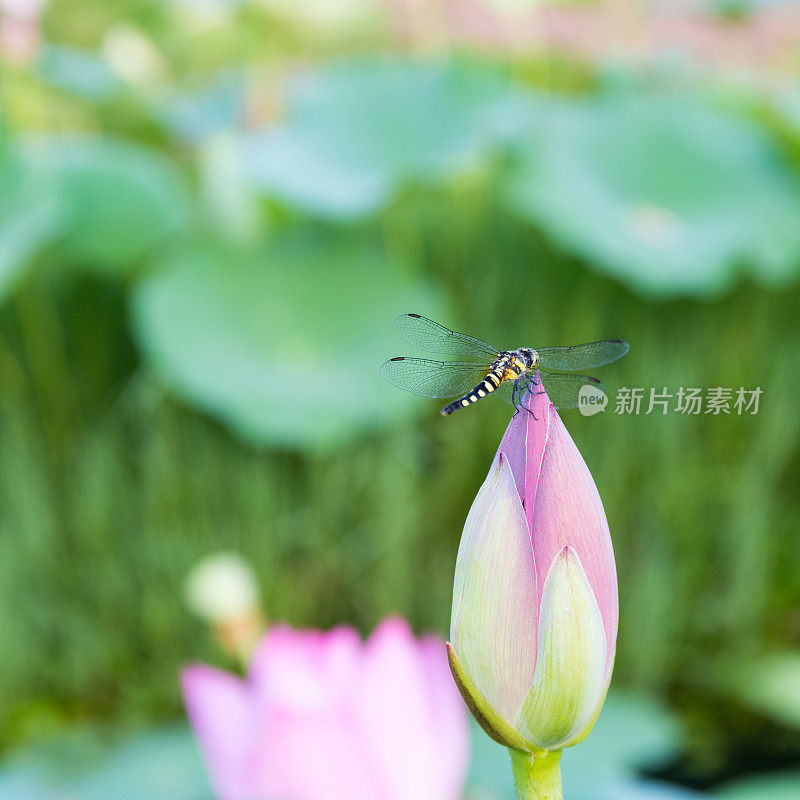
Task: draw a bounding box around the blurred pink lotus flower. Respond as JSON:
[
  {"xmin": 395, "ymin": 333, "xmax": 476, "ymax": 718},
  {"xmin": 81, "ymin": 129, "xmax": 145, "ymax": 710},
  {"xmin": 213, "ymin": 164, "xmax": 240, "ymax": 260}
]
[
  {"xmin": 448, "ymin": 386, "xmax": 617, "ymax": 793},
  {"xmin": 443, "ymin": 0, "xmax": 800, "ymax": 79},
  {"xmin": 182, "ymin": 617, "xmax": 469, "ymax": 800},
  {"xmin": 0, "ymin": 0, "xmax": 47, "ymax": 64}
]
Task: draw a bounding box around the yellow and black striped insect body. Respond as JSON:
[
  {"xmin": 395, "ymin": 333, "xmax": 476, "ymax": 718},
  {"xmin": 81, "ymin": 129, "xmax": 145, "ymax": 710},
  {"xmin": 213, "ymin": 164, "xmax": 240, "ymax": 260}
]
[
  {"xmin": 380, "ymin": 314, "xmax": 629, "ymax": 415},
  {"xmin": 439, "ymin": 348, "xmax": 539, "ymax": 415}
]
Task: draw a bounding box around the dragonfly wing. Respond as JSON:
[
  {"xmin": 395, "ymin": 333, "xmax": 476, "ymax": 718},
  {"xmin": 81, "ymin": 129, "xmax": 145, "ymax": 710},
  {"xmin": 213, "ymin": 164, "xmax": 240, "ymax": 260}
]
[
  {"xmin": 394, "ymin": 314, "xmax": 500, "ymax": 359},
  {"xmin": 536, "ymin": 371, "xmax": 605, "ymax": 410},
  {"xmin": 495, "ymin": 378, "xmax": 522, "ymax": 409},
  {"xmin": 380, "ymin": 358, "xmax": 491, "ymax": 399},
  {"xmin": 537, "ymin": 339, "xmax": 630, "ymax": 372}
]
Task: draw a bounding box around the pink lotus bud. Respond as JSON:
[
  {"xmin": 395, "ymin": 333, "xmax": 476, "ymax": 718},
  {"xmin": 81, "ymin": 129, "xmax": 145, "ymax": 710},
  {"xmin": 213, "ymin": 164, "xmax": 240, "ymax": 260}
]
[
  {"xmin": 182, "ymin": 617, "xmax": 469, "ymax": 800},
  {"xmin": 448, "ymin": 387, "xmax": 617, "ymax": 765}
]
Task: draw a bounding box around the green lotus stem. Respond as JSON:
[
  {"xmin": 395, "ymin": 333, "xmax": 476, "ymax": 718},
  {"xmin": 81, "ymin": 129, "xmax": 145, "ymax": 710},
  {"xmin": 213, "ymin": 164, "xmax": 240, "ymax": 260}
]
[{"xmin": 509, "ymin": 749, "xmax": 563, "ymax": 800}]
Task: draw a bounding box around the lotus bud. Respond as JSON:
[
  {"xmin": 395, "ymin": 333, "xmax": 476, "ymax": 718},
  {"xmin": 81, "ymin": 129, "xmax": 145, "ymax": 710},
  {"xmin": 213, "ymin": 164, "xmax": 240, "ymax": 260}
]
[{"xmin": 448, "ymin": 387, "xmax": 618, "ymax": 798}]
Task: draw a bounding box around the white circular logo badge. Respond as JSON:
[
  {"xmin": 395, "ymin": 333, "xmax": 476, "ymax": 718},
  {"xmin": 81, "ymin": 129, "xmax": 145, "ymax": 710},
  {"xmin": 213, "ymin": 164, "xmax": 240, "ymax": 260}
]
[{"xmin": 578, "ymin": 384, "xmax": 608, "ymax": 416}]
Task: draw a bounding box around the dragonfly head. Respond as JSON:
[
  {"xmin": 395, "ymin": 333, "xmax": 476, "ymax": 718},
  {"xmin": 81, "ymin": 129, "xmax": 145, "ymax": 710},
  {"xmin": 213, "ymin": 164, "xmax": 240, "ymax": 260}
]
[{"xmin": 517, "ymin": 347, "xmax": 540, "ymax": 370}]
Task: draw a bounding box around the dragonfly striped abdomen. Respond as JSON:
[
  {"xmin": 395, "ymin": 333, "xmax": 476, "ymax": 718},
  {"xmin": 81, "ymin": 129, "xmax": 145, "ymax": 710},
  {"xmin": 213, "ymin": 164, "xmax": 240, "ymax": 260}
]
[
  {"xmin": 440, "ymin": 350, "xmax": 526, "ymax": 415},
  {"xmin": 380, "ymin": 314, "xmax": 628, "ymax": 415}
]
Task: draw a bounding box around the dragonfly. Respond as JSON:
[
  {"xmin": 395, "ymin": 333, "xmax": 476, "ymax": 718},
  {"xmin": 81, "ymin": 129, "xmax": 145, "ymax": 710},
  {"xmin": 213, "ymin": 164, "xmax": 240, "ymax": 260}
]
[{"xmin": 380, "ymin": 314, "xmax": 629, "ymax": 416}]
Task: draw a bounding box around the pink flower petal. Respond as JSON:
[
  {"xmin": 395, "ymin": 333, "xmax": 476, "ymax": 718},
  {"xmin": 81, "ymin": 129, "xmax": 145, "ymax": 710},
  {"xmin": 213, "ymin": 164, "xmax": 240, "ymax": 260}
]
[
  {"xmin": 181, "ymin": 665, "xmax": 253, "ymax": 800},
  {"xmin": 250, "ymin": 624, "xmax": 361, "ymax": 711},
  {"xmin": 349, "ymin": 618, "xmax": 444, "ymax": 800},
  {"xmin": 419, "ymin": 634, "xmax": 471, "ymax": 799},
  {"xmin": 349, "ymin": 621, "xmax": 469, "ymax": 800},
  {"xmin": 184, "ymin": 620, "xmax": 470, "ymax": 800},
  {"xmin": 497, "ymin": 385, "xmax": 551, "ymax": 519},
  {"xmin": 499, "ymin": 387, "xmax": 618, "ymax": 679},
  {"xmin": 253, "ymin": 705, "xmax": 377, "ymax": 800}
]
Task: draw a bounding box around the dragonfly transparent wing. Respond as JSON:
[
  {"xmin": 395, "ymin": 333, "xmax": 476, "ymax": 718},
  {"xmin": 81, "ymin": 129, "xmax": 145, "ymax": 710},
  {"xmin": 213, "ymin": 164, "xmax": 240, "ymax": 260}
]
[
  {"xmin": 537, "ymin": 339, "xmax": 629, "ymax": 372},
  {"xmin": 380, "ymin": 358, "xmax": 490, "ymax": 399},
  {"xmin": 535, "ymin": 371, "xmax": 605, "ymax": 410},
  {"xmin": 394, "ymin": 314, "xmax": 501, "ymax": 359},
  {"xmin": 491, "ymin": 377, "xmax": 530, "ymax": 409}
]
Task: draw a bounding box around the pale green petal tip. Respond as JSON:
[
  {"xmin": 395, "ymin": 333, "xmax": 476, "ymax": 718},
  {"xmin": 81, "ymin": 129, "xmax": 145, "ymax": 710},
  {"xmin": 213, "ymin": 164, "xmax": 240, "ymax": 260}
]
[
  {"xmin": 446, "ymin": 642, "xmax": 543, "ymax": 755},
  {"xmin": 513, "ymin": 546, "xmax": 608, "ymax": 750}
]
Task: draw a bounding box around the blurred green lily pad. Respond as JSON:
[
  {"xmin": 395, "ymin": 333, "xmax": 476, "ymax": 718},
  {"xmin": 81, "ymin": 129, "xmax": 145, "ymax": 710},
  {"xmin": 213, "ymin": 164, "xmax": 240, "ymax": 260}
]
[
  {"xmin": 22, "ymin": 135, "xmax": 190, "ymax": 272},
  {"xmin": 38, "ymin": 46, "xmax": 124, "ymax": 100},
  {"xmin": 159, "ymin": 75, "xmax": 246, "ymax": 144},
  {"xmin": 131, "ymin": 236, "xmax": 445, "ymax": 448},
  {"xmin": 726, "ymin": 650, "xmax": 800, "ymax": 729},
  {"xmin": 506, "ymin": 94, "xmax": 800, "ymax": 298},
  {"xmin": 246, "ymin": 59, "xmax": 509, "ymax": 218},
  {"xmin": 716, "ymin": 772, "xmax": 800, "ymax": 799},
  {"xmin": 0, "ymin": 138, "xmax": 61, "ymax": 299},
  {"xmin": 72, "ymin": 727, "xmax": 212, "ymax": 800},
  {"xmin": 592, "ymin": 780, "xmax": 707, "ymax": 799},
  {"xmin": 563, "ymin": 691, "xmax": 684, "ymax": 779},
  {"xmin": 0, "ymin": 726, "xmax": 212, "ymax": 800}
]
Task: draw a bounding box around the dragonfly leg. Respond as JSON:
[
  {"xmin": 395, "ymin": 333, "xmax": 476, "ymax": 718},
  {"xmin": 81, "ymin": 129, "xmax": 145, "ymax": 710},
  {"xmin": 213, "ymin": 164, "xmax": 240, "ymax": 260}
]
[
  {"xmin": 511, "ymin": 380, "xmax": 520, "ymax": 418},
  {"xmin": 517, "ymin": 377, "xmax": 540, "ymax": 419}
]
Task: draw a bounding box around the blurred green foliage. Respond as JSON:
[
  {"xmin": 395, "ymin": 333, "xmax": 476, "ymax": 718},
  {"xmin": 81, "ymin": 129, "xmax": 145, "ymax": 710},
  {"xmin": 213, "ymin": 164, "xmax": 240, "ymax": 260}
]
[{"xmin": 1, "ymin": 0, "xmax": 800, "ymax": 794}]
